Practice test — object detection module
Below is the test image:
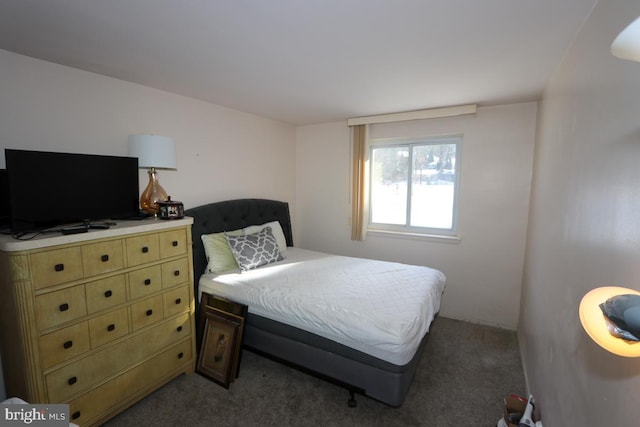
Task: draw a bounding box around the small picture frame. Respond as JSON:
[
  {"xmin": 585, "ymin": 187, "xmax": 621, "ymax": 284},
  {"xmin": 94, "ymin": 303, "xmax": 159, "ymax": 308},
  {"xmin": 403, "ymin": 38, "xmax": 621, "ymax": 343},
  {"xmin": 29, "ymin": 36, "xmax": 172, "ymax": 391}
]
[{"xmin": 196, "ymin": 309, "xmax": 241, "ymax": 388}]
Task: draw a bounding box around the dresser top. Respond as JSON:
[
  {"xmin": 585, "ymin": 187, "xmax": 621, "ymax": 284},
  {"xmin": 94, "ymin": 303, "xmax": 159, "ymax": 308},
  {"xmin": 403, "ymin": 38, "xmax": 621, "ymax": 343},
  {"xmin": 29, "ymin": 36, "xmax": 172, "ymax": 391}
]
[{"xmin": 0, "ymin": 217, "xmax": 194, "ymax": 252}]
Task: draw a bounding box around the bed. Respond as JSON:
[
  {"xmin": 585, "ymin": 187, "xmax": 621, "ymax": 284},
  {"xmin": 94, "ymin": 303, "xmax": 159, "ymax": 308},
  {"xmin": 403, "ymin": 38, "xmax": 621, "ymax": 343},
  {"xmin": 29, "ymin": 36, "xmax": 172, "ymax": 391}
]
[{"xmin": 185, "ymin": 198, "xmax": 446, "ymax": 407}]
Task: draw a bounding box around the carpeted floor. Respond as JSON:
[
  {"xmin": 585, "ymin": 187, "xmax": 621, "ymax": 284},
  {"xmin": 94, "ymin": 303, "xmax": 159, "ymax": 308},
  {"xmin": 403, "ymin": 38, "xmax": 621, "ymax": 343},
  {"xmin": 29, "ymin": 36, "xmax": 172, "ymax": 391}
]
[{"xmin": 103, "ymin": 317, "xmax": 526, "ymax": 426}]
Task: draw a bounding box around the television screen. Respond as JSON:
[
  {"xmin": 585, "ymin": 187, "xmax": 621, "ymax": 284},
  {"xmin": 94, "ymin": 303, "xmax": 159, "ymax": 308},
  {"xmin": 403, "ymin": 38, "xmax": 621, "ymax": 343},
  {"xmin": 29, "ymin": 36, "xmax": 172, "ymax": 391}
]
[
  {"xmin": 0, "ymin": 169, "xmax": 8, "ymax": 227},
  {"xmin": 5, "ymin": 149, "xmax": 140, "ymax": 232}
]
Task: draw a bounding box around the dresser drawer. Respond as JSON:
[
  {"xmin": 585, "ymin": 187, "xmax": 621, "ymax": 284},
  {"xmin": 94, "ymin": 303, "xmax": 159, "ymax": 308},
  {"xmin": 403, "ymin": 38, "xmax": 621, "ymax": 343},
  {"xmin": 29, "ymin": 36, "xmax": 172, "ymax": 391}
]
[
  {"xmin": 161, "ymin": 257, "xmax": 189, "ymax": 289},
  {"xmin": 31, "ymin": 247, "xmax": 83, "ymax": 290},
  {"xmin": 82, "ymin": 240, "xmax": 125, "ymax": 278},
  {"xmin": 67, "ymin": 339, "xmax": 193, "ymax": 426},
  {"xmin": 45, "ymin": 313, "xmax": 191, "ymax": 402},
  {"xmin": 35, "ymin": 285, "xmax": 87, "ymax": 330},
  {"xmin": 128, "ymin": 265, "xmax": 162, "ymax": 300},
  {"xmin": 126, "ymin": 234, "xmax": 160, "ymax": 267},
  {"xmin": 130, "ymin": 294, "xmax": 164, "ymax": 331},
  {"xmin": 163, "ymin": 285, "xmax": 190, "ymax": 318},
  {"xmin": 158, "ymin": 229, "xmax": 188, "ymax": 259},
  {"xmin": 88, "ymin": 307, "xmax": 130, "ymax": 349},
  {"xmin": 39, "ymin": 322, "xmax": 91, "ymax": 369},
  {"xmin": 85, "ymin": 275, "xmax": 127, "ymax": 314}
]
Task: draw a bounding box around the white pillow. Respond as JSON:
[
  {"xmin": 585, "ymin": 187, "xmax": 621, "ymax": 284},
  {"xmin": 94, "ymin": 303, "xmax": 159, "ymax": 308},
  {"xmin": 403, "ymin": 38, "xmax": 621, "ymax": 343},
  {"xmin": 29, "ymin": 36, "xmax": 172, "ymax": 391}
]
[{"xmin": 242, "ymin": 221, "xmax": 288, "ymax": 257}]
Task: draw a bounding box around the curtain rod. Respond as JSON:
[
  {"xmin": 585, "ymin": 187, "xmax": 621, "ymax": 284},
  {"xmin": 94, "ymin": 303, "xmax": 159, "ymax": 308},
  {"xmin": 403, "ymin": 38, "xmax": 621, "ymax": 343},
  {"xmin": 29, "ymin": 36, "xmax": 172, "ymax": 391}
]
[{"xmin": 347, "ymin": 104, "xmax": 477, "ymax": 126}]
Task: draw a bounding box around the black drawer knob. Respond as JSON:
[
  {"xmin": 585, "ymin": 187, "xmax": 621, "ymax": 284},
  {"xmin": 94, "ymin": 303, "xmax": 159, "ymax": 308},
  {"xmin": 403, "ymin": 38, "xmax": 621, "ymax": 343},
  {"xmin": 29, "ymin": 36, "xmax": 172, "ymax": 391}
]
[
  {"xmin": 59, "ymin": 303, "xmax": 69, "ymax": 312},
  {"xmin": 141, "ymin": 246, "xmax": 149, "ymax": 253},
  {"xmin": 104, "ymin": 290, "xmax": 113, "ymax": 298},
  {"xmin": 177, "ymin": 352, "xmax": 184, "ymax": 359},
  {"xmin": 107, "ymin": 324, "xmax": 116, "ymax": 332},
  {"xmin": 175, "ymin": 298, "xmax": 181, "ymax": 305},
  {"xmin": 146, "ymin": 309, "xmax": 153, "ymax": 316},
  {"xmin": 71, "ymin": 412, "xmax": 80, "ymax": 420},
  {"xmin": 68, "ymin": 376, "xmax": 77, "ymax": 385},
  {"xmin": 101, "ymin": 254, "xmax": 109, "ymax": 262},
  {"xmin": 63, "ymin": 340, "xmax": 73, "ymax": 349},
  {"xmin": 177, "ymin": 326, "xmax": 183, "ymax": 332},
  {"xmin": 54, "ymin": 263, "xmax": 64, "ymax": 272},
  {"xmin": 144, "ymin": 278, "xmax": 151, "ymax": 286},
  {"xmin": 172, "ymin": 240, "xmax": 178, "ymax": 247},
  {"xmin": 173, "ymin": 270, "xmax": 180, "ymax": 277}
]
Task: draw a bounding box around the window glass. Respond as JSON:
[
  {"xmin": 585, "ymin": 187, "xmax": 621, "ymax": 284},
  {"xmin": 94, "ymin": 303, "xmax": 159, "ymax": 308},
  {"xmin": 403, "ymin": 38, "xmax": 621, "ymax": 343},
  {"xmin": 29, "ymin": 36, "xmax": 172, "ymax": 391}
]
[
  {"xmin": 371, "ymin": 146, "xmax": 408, "ymax": 225},
  {"xmin": 369, "ymin": 136, "xmax": 460, "ymax": 235}
]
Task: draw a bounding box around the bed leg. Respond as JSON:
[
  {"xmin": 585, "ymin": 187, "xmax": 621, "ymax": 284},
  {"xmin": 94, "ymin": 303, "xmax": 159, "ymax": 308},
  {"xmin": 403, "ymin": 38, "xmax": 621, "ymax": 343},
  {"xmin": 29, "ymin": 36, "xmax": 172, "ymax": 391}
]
[{"xmin": 348, "ymin": 390, "xmax": 357, "ymax": 408}]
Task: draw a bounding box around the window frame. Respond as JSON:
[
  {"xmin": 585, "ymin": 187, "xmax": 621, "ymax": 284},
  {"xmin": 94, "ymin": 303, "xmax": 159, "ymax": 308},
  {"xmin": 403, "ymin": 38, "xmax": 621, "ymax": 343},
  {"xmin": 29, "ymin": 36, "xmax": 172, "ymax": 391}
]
[{"xmin": 366, "ymin": 134, "xmax": 462, "ymax": 237}]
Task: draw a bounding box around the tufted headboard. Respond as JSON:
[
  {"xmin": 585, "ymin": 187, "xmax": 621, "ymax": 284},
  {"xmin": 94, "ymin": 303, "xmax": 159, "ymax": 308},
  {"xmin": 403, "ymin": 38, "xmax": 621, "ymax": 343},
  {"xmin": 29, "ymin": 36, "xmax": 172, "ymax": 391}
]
[{"xmin": 184, "ymin": 198, "xmax": 293, "ymax": 300}]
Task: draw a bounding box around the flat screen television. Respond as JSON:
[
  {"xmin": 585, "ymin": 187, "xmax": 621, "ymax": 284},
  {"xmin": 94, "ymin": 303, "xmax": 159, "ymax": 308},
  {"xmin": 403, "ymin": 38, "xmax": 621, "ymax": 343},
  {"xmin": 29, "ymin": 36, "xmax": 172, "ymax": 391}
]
[{"xmin": 5, "ymin": 149, "xmax": 140, "ymax": 233}]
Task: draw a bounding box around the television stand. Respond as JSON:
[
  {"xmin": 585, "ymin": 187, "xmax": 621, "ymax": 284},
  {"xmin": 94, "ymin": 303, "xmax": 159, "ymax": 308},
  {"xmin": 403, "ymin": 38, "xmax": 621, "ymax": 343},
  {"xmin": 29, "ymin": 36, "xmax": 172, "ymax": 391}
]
[{"xmin": 0, "ymin": 218, "xmax": 195, "ymax": 426}]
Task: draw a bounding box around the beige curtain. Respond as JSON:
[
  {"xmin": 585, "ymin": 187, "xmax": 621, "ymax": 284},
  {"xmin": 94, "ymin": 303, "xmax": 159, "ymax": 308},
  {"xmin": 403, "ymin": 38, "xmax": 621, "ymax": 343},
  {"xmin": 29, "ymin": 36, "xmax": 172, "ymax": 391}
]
[{"xmin": 351, "ymin": 124, "xmax": 367, "ymax": 241}]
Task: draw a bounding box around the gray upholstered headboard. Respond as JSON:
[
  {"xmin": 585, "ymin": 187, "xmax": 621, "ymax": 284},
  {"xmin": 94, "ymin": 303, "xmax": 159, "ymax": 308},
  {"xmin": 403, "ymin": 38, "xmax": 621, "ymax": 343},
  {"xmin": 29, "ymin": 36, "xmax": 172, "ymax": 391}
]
[{"xmin": 184, "ymin": 198, "xmax": 293, "ymax": 300}]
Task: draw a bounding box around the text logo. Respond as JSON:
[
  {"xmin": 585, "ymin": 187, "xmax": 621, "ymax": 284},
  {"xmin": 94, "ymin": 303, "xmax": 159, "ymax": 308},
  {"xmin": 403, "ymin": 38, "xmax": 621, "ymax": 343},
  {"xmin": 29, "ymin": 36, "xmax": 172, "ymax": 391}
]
[{"xmin": 1, "ymin": 404, "xmax": 69, "ymax": 427}]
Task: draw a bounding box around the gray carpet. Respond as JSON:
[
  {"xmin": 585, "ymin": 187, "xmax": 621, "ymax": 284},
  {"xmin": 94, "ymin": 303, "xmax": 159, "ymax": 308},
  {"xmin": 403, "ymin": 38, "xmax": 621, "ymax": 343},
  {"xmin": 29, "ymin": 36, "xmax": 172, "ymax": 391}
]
[{"xmin": 104, "ymin": 317, "xmax": 525, "ymax": 426}]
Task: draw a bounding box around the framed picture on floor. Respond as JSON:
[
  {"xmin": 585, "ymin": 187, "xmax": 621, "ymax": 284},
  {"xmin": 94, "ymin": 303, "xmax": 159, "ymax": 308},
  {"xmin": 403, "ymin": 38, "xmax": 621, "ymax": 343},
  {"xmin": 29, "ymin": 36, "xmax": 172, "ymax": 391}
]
[
  {"xmin": 196, "ymin": 309, "xmax": 241, "ymax": 388},
  {"xmin": 197, "ymin": 292, "xmax": 248, "ymax": 381}
]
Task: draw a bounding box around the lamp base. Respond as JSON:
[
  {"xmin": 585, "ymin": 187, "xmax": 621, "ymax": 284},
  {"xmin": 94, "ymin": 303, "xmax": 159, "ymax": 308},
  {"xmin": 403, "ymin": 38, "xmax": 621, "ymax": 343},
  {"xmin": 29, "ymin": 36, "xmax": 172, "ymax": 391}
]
[{"xmin": 140, "ymin": 168, "xmax": 168, "ymax": 216}]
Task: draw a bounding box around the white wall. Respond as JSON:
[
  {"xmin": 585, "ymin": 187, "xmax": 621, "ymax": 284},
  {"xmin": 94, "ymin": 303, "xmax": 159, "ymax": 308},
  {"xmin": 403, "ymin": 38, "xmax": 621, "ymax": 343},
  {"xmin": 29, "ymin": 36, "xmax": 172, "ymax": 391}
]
[
  {"xmin": 520, "ymin": 0, "xmax": 640, "ymax": 424},
  {"xmin": 0, "ymin": 50, "xmax": 296, "ymax": 210},
  {"xmin": 0, "ymin": 49, "xmax": 296, "ymax": 399},
  {"xmin": 296, "ymin": 103, "xmax": 536, "ymax": 329}
]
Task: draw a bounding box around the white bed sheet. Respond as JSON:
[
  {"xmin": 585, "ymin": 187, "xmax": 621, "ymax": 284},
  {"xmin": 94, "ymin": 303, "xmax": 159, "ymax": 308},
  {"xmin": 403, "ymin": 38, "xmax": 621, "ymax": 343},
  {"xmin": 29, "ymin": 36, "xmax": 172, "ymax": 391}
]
[{"xmin": 198, "ymin": 248, "xmax": 446, "ymax": 365}]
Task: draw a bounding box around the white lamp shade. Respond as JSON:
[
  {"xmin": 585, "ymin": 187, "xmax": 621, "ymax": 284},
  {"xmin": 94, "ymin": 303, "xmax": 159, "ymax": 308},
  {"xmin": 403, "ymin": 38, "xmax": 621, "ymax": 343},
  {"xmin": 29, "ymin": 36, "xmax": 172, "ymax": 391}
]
[
  {"xmin": 611, "ymin": 16, "xmax": 640, "ymax": 62},
  {"xmin": 128, "ymin": 134, "xmax": 177, "ymax": 169},
  {"xmin": 579, "ymin": 286, "xmax": 640, "ymax": 357}
]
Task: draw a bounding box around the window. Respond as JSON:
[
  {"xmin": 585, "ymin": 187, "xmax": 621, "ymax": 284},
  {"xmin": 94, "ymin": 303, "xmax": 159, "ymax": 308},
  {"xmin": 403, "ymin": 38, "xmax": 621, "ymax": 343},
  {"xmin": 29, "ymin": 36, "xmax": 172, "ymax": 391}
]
[{"xmin": 368, "ymin": 136, "xmax": 461, "ymax": 235}]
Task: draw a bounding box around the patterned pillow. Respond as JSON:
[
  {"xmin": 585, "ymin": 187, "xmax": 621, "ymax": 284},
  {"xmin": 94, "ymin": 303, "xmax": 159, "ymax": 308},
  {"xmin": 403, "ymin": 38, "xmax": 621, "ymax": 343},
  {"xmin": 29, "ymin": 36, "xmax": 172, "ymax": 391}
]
[
  {"xmin": 242, "ymin": 221, "xmax": 288, "ymax": 257},
  {"xmin": 225, "ymin": 226, "xmax": 283, "ymax": 272}
]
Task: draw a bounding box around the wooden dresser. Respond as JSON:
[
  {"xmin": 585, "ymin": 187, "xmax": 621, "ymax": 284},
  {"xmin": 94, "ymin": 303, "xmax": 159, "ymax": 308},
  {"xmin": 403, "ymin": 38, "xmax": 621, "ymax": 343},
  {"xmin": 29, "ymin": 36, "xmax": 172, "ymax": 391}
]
[{"xmin": 0, "ymin": 218, "xmax": 196, "ymax": 426}]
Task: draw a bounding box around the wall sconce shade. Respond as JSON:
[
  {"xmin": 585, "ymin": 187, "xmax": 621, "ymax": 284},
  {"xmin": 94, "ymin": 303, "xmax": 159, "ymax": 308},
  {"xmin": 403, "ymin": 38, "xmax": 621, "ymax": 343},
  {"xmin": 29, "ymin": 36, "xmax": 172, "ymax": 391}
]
[
  {"xmin": 128, "ymin": 134, "xmax": 177, "ymax": 215},
  {"xmin": 611, "ymin": 16, "xmax": 640, "ymax": 62},
  {"xmin": 599, "ymin": 294, "xmax": 640, "ymax": 341},
  {"xmin": 579, "ymin": 286, "xmax": 640, "ymax": 357}
]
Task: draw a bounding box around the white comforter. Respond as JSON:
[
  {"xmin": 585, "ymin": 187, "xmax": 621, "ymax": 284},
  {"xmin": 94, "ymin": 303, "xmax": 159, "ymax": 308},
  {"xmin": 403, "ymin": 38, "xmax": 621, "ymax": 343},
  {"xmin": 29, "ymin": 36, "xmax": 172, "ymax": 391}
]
[{"xmin": 199, "ymin": 248, "xmax": 446, "ymax": 365}]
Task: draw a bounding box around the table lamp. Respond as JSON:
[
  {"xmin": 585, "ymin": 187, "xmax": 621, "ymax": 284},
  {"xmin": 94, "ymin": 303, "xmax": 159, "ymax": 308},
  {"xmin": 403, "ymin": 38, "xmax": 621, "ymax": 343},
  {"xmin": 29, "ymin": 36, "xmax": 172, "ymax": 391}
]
[{"xmin": 128, "ymin": 134, "xmax": 176, "ymax": 216}]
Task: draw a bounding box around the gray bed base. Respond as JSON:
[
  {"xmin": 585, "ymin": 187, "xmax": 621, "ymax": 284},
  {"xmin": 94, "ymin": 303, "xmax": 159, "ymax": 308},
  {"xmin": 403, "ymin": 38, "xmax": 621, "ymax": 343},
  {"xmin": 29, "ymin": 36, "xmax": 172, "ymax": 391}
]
[{"xmin": 185, "ymin": 198, "xmax": 429, "ymax": 407}]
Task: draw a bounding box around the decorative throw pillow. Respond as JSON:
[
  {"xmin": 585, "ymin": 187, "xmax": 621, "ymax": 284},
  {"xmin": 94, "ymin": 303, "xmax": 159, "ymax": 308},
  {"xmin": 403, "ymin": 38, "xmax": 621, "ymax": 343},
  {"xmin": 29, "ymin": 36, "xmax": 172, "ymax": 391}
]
[
  {"xmin": 225, "ymin": 226, "xmax": 283, "ymax": 272},
  {"xmin": 201, "ymin": 229, "xmax": 243, "ymax": 274},
  {"xmin": 242, "ymin": 221, "xmax": 288, "ymax": 257}
]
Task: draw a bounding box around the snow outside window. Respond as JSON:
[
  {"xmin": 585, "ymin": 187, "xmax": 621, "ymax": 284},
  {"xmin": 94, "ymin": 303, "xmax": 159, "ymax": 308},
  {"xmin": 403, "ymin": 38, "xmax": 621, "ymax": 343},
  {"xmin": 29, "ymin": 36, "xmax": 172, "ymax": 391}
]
[{"xmin": 369, "ymin": 136, "xmax": 461, "ymax": 236}]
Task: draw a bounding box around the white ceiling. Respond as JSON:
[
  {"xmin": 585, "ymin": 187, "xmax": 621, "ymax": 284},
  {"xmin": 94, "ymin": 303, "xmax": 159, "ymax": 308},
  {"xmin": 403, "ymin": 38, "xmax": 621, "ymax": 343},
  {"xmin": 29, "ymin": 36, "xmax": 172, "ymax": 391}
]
[{"xmin": 0, "ymin": 0, "xmax": 598, "ymax": 125}]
